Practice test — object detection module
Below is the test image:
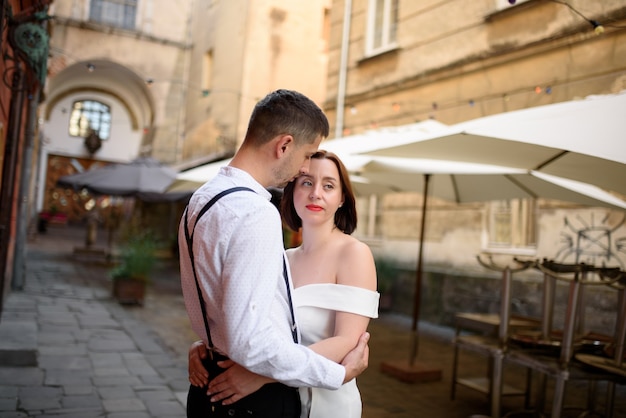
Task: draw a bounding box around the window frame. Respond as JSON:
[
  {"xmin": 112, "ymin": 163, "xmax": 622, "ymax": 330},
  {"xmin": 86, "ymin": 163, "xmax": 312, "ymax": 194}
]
[
  {"xmin": 68, "ymin": 99, "xmax": 112, "ymax": 141},
  {"xmin": 484, "ymin": 198, "xmax": 538, "ymax": 256},
  {"xmin": 89, "ymin": 0, "xmax": 137, "ymax": 30},
  {"xmin": 365, "ymin": 0, "xmax": 399, "ymax": 57}
]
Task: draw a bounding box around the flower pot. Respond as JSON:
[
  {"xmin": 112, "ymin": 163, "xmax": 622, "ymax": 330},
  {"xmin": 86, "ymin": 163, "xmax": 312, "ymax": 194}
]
[{"xmin": 112, "ymin": 277, "xmax": 146, "ymax": 306}]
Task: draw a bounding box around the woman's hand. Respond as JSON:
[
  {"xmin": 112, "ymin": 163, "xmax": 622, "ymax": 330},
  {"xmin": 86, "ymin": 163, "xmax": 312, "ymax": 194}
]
[
  {"xmin": 208, "ymin": 360, "xmax": 273, "ymax": 405},
  {"xmin": 188, "ymin": 340, "xmax": 209, "ymax": 387}
]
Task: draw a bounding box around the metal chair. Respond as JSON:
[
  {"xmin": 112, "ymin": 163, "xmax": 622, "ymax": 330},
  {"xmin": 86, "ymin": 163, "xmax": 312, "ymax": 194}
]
[
  {"xmin": 451, "ymin": 255, "xmax": 537, "ymax": 418},
  {"xmin": 505, "ymin": 261, "xmax": 625, "ymax": 418}
]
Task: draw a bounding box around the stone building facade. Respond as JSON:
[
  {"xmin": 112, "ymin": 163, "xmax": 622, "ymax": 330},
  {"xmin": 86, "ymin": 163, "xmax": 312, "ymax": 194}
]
[
  {"xmin": 323, "ymin": 0, "xmax": 626, "ymax": 333},
  {"xmin": 180, "ymin": 0, "xmax": 331, "ymax": 161}
]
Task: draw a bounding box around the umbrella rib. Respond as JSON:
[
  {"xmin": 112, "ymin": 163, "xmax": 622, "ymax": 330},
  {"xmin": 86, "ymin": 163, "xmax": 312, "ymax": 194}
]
[
  {"xmin": 450, "ymin": 174, "xmax": 460, "ymax": 203},
  {"xmin": 504, "ymin": 174, "xmax": 538, "ymax": 199},
  {"xmin": 534, "ymin": 150, "xmax": 569, "ymax": 171}
]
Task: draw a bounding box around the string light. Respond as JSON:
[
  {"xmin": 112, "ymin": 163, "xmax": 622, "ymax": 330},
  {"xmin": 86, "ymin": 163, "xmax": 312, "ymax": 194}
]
[
  {"xmin": 143, "ymin": 78, "xmax": 212, "ymax": 98},
  {"xmin": 348, "ymin": 84, "xmax": 560, "ymax": 118}
]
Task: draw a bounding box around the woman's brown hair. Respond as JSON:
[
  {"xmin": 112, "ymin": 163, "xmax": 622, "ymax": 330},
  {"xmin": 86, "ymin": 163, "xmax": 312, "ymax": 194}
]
[{"xmin": 281, "ymin": 150, "xmax": 358, "ymax": 234}]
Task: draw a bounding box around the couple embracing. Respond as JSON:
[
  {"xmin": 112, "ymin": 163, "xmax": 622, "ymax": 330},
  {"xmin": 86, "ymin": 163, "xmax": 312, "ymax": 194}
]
[{"xmin": 179, "ymin": 89, "xmax": 379, "ymax": 418}]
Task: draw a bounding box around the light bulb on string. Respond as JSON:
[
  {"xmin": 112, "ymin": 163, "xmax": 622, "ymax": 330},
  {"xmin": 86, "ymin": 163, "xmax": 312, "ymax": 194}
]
[{"xmin": 590, "ymin": 20, "xmax": 605, "ymax": 34}]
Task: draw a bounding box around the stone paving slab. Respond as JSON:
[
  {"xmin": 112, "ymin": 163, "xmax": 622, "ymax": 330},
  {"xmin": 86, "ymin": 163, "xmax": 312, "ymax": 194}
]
[
  {"xmin": 1, "ymin": 225, "xmax": 624, "ymax": 418},
  {"xmin": 0, "ymin": 228, "xmax": 189, "ymax": 418}
]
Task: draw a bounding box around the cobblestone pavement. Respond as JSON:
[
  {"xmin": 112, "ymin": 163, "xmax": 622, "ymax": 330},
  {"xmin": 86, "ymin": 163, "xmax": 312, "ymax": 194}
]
[{"xmin": 1, "ymin": 225, "xmax": 624, "ymax": 417}]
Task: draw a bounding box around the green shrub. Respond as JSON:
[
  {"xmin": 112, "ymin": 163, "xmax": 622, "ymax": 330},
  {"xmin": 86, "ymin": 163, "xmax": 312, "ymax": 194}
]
[
  {"xmin": 110, "ymin": 232, "xmax": 157, "ymax": 281},
  {"xmin": 375, "ymin": 256, "xmax": 397, "ymax": 294}
]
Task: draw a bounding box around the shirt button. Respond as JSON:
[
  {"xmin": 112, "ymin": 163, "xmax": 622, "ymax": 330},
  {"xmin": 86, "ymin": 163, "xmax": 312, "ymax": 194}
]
[{"xmin": 227, "ymin": 409, "xmax": 236, "ymax": 416}]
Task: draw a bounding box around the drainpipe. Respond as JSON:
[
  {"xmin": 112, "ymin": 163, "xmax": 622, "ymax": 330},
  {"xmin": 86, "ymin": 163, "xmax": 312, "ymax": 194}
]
[
  {"xmin": 12, "ymin": 86, "xmax": 40, "ymax": 290},
  {"xmin": 0, "ymin": 64, "xmax": 25, "ymax": 319},
  {"xmin": 334, "ymin": 0, "xmax": 352, "ymax": 139}
]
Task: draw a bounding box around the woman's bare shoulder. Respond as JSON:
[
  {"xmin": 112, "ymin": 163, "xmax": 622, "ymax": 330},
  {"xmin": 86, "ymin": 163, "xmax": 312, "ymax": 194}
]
[{"xmin": 336, "ymin": 235, "xmax": 376, "ymax": 289}]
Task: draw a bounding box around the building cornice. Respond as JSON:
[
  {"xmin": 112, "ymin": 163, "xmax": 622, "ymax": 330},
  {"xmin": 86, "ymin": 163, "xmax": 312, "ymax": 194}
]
[{"xmin": 51, "ymin": 16, "xmax": 192, "ymax": 49}]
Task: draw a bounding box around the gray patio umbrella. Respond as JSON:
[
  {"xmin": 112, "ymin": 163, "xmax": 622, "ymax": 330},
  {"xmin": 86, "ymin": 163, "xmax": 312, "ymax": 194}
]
[{"xmin": 57, "ymin": 157, "xmax": 178, "ymax": 199}]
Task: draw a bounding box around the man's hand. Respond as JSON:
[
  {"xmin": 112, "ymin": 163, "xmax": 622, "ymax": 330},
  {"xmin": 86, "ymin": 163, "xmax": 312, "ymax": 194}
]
[
  {"xmin": 208, "ymin": 360, "xmax": 273, "ymax": 405},
  {"xmin": 188, "ymin": 340, "xmax": 209, "ymax": 387},
  {"xmin": 340, "ymin": 332, "xmax": 370, "ymax": 383}
]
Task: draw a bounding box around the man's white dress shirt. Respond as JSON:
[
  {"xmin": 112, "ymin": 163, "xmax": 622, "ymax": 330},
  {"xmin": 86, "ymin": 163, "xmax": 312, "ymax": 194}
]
[{"xmin": 179, "ymin": 166, "xmax": 345, "ymax": 389}]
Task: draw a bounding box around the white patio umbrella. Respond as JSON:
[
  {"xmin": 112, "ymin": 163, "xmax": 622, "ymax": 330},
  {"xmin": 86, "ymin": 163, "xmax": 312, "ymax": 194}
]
[
  {"xmin": 361, "ymin": 91, "xmax": 626, "ymax": 196},
  {"xmin": 168, "ymin": 156, "xmax": 401, "ymax": 196},
  {"xmin": 361, "ymin": 157, "xmax": 626, "ymax": 209},
  {"xmin": 168, "ymin": 120, "xmax": 449, "ymax": 196},
  {"xmin": 356, "ymin": 155, "xmax": 626, "ymax": 368},
  {"xmin": 167, "ymin": 158, "xmax": 234, "ymax": 194}
]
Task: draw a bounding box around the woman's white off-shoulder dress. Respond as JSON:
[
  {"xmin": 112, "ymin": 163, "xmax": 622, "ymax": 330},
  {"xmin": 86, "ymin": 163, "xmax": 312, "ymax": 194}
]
[{"xmin": 294, "ymin": 283, "xmax": 380, "ymax": 418}]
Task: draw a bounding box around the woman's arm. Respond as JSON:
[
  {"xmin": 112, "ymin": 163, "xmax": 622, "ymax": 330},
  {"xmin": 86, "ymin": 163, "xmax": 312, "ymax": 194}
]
[{"xmin": 307, "ymin": 240, "xmax": 377, "ymax": 363}]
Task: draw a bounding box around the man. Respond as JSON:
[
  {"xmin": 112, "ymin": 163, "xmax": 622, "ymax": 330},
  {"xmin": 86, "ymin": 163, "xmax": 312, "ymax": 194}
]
[{"xmin": 180, "ymin": 89, "xmax": 369, "ymax": 417}]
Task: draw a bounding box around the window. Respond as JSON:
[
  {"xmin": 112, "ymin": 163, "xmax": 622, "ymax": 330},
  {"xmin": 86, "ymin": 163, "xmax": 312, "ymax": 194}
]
[
  {"xmin": 486, "ymin": 199, "xmax": 537, "ymax": 252},
  {"xmin": 69, "ymin": 100, "xmax": 111, "ymax": 140},
  {"xmin": 365, "ymin": 0, "xmax": 398, "ymax": 56},
  {"xmin": 89, "ymin": 0, "xmax": 137, "ymax": 30}
]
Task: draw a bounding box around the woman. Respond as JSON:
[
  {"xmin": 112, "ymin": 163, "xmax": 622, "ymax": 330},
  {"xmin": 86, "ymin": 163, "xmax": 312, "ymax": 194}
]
[{"xmin": 189, "ymin": 150, "xmax": 379, "ymax": 417}]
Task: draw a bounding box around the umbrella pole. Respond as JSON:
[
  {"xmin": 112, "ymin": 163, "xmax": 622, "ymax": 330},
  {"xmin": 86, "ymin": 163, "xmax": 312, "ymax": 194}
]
[
  {"xmin": 380, "ymin": 173, "xmax": 441, "ymax": 383},
  {"xmin": 410, "ymin": 173, "xmax": 430, "ymax": 366}
]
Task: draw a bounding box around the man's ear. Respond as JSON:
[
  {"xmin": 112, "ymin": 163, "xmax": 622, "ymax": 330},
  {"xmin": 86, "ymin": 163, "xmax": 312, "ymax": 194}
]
[{"xmin": 275, "ymin": 134, "xmax": 294, "ymax": 158}]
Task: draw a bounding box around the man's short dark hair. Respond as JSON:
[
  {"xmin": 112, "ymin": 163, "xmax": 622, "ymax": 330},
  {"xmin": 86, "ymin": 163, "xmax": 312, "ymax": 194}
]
[{"xmin": 244, "ymin": 89, "xmax": 330, "ymax": 147}]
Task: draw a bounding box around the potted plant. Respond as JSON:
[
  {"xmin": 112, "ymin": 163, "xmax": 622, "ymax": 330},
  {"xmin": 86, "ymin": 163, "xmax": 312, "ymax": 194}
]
[
  {"xmin": 110, "ymin": 231, "xmax": 157, "ymax": 305},
  {"xmin": 375, "ymin": 256, "xmax": 397, "ymax": 311}
]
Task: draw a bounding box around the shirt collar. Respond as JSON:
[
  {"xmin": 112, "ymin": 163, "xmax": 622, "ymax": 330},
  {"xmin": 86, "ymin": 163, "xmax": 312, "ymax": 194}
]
[{"xmin": 219, "ymin": 166, "xmax": 272, "ymax": 201}]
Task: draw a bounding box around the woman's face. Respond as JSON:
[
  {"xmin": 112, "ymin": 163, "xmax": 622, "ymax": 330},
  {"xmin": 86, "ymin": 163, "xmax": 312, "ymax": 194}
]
[{"xmin": 292, "ymin": 158, "xmax": 344, "ymax": 226}]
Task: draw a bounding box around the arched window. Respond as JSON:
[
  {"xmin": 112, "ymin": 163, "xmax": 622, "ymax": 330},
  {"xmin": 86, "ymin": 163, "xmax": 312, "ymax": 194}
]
[{"xmin": 68, "ymin": 100, "xmax": 111, "ymax": 140}]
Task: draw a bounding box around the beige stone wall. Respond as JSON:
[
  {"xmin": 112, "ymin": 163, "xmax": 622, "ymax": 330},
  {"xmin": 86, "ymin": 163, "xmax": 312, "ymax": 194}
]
[
  {"xmin": 182, "ymin": 0, "xmax": 332, "ymax": 161},
  {"xmin": 326, "ymin": 0, "xmax": 626, "ymax": 136}
]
